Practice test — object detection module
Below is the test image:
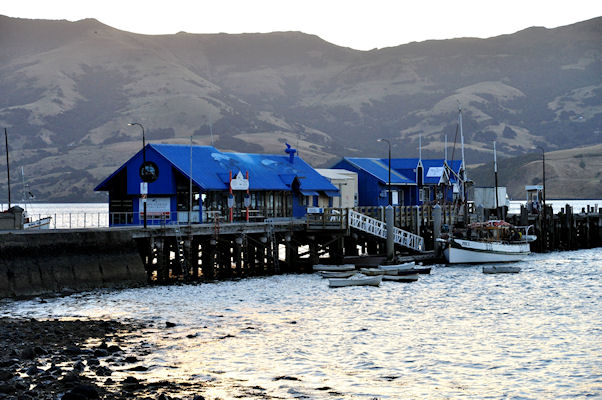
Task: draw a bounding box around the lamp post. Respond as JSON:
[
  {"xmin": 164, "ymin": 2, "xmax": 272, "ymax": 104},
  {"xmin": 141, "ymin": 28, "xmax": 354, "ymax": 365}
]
[
  {"xmin": 377, "ymin": 138, "xmax": 391, "ymax": 206},
  {"xmin": 129, "ymin": 122, "xmax": 147, "ymax": 228},
  {"xmin": 537, "ymin": 146, "xmax": 546, "ymax": 209}
]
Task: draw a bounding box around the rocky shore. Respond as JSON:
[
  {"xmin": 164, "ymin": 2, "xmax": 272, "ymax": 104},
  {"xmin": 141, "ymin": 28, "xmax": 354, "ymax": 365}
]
[{"xmin": 0, "ymin": 318, "xmax": 206, "ymax": 400}]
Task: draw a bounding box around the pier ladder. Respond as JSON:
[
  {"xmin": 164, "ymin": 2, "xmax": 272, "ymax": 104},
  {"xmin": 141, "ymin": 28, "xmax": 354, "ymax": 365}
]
[{"xmin": 348, "ymin": 210, "xmax": 424, "ymax": 252}]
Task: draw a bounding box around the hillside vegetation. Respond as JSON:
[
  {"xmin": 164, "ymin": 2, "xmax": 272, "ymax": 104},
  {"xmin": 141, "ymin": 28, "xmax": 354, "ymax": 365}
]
[{"xmin": 0, "ymin": 15, "xmax": 600, "ymax": 201}]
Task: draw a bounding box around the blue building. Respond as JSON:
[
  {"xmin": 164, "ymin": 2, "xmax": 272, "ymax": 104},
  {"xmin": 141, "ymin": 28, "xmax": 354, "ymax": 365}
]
[
  {"xmin": 331, "ymin": 157, "xmax": 463, "ymax": 206},
  {"xmin": 95, "ymin": 144, "xmax": 338, "ymax": 225}
]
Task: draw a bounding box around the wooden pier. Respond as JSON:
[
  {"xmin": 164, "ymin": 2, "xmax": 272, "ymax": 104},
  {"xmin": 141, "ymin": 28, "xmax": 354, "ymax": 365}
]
[{"xmin": 1, "ymin": 203, "xmax": 600, "ymax": 297}]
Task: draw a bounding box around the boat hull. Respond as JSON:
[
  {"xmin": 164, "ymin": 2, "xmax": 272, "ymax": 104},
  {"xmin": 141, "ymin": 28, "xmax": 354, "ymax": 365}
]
[
  {"xmin": 444, "ymin": 239, "xmax": 530, "ymax": 264},
  {"xmin": 24, "ymin": 216, "xmax": 52, "ymax": 230},
  {"xmin": 328, "ymin": 276, "xmax": 382, "ymax": 288}
]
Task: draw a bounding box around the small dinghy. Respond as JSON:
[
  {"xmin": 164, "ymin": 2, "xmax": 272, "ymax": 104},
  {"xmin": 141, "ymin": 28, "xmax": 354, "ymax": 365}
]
[
  {"xmin": 483, "ymin": 266, "xmax": 521, "ymax": 274},
  {"xmin": 320, "ymin": 271, "xmax": 356, "ymax": 278},
  {"xmin": 378, "ymin": 262, "xmax": 414, "ymax": 273},
  {"xmin": 313, "ymin": 264, "xmax": 356, "ymax": 272},
  {"xmin": 328, "ymin": 275, "xmax": 382, "ymax": 288},
  {"xmin": 382, "ymin": 274, "xmax": 419, "ymax": 282},
  {"xmin": 359, "ymin": 268, "xmax": 386, "ymax": 276},
  {"xmin": 411, "ymin": 267, "xmax": 431, "ymax": 274}
]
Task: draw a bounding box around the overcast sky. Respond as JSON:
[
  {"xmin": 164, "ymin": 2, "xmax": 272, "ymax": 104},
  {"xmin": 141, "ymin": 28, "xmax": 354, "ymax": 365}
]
[{"xmin": 3, "ymin": 0, "xmax": 601, "ymax": 50}]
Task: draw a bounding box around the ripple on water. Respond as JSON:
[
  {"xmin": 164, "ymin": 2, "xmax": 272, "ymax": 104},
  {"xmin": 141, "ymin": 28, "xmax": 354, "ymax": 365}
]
[{"xmin": 2, "ymin": 248, "xmax": 601, "ymax": 399}]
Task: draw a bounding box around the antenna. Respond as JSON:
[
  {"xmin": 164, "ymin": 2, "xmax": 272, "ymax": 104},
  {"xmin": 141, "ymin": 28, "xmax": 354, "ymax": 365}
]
[
  {"xmin": 419, "ymin": 133, "xmax": 422, "ymax": 160},
  {"xmin": 210, "ymin": 124, "xmax": 214, "ymax": 146}
]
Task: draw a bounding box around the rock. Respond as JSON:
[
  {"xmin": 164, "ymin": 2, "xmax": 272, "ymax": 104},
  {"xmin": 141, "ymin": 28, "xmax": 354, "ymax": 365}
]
[
  {"xmin": 104, "ymin": 378, "xmax": 114, "ymax": 385},
  {"xmin": 61, "ymin": 392, "xmax": 87, "ymax": 400},
  {"xmin": 95, "ymin": 366, "xmax": 112, "ymax": 376},
  {"xmin": 68, "ymin": 384, "xmax": 100, "ymax": 399},
  {"xmin": 93, "ymin": 349, "xmax": 109, "ymax": 357},
  {"xmin": 33, "ymin": 346, "xmax": 47, "ymax": 355},
  {"xmin": 128, "ymin": 365, "xmax": 148, "ymax": 371},
  {"xmin": 73, "ymin": 360, "xmax": 85, "ymax": 372},
  {"xmin": 106, "ymin": 345, "xmax": 122, "ymax": 353},
  {"xmin": 20, "ymin": 347, "xmax": 35, "ymax": 360},
  {"xmin": 122, "ymin": 376, "xmax": 139, "ymax": 385},
  {"xmin": 25, "ymin": 365, "xmax": 42, "ymax": 376},
  {"xmin": 98, "ymin": 342, "xmax": 108, "ymax": 350},
  {"xmin": 124, "ymin": 356, "xmax": 138, "ymax": 363},
  {"xmin": 192, "ymin": 396, "xmax": 206, "ymax": 400},
  {"xmin": 60, "ymin": 372, "xmax": 81, "ymax": 383},
  {"xmin": 165, "ymin": 321, "xmax": 176, "ymax": 328},
  {"xmin": 87, "ymin": 358, "xmax": 100, "ymax": 366},
  {"xmin": 65, "ymin": 345, "xmax": 81, "ymax": 355},
  {"xmin": 157, "ymin": 394, "xmax": 170, "ymax": 400},
  {"xmin": 0, "ymin": 383, "xmax": 15, "ymax": 394}
]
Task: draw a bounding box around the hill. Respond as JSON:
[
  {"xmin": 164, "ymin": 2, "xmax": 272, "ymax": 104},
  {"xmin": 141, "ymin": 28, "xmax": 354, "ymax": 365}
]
[
  {"xmin": 0, "ymin": 15, "xmax": 600, "ymax": 201},
  {"xmin": 468, "ymin": 143, "xmax": 602, "ymax": 199}
]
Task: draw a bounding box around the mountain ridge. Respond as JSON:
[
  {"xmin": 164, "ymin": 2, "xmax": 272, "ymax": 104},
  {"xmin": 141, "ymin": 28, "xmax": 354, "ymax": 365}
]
[{"xmin": 0, "ymin": 15, "xmax": 600, "ymax": 201}]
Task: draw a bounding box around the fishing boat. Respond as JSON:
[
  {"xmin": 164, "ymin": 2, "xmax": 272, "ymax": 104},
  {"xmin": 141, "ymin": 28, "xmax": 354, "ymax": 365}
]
[
  {"xmin": 313, "ymin": 264, "xmax": 356, "ymax": 272},
  {"xmin": 328, "ymin": 275, "xmax": 382, "ymax": 288},
  {"xmin": 382, "ymin": 274, "xmax": 419, "ymax": 282},
  {"xmin": 483, "ymin": 266, "xmax": 521, "ymax": 274},
  {"xmin": 442, "ymin": 220, "xmax": 534, "ymax": 264}
]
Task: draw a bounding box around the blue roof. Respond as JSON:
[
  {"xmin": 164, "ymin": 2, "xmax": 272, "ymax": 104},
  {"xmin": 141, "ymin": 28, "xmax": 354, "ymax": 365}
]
[
  {"xmin": 340, "ymin": 157, "xmax": 415, "ymax": 185},
  {"xmin": 422, "ymin": 159, "xmax": 463, "ymax": 184},
  {"xmin": 96, "ymin": 144, "xmax": 337, "ymax": 193},
  {"xmin": 334, "ymin": 157, "xmax": 463, "ymax": 186}
]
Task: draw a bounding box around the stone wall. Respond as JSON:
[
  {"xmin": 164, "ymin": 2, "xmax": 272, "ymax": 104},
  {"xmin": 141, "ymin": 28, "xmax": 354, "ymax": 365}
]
[{"xmin": 0, "ymin": 230, "xmax": 146, "ymax": 298}]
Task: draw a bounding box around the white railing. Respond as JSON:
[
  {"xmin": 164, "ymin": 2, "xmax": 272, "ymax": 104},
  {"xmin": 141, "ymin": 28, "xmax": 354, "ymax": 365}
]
[{"xmin": 348, "ymin": 210, "xmax": 424, "ymax": 252}]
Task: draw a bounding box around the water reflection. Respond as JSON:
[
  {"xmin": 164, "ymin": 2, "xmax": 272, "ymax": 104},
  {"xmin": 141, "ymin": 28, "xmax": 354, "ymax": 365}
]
[{"xmin": 2, "ymin": 248, "xmax": 601, "ymax": 399}]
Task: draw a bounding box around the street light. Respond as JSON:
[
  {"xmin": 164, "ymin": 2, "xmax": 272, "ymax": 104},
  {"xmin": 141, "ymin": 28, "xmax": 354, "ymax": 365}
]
[
  {"xmin": 129, "ymin": 122, "xmax": 147, "ymax": 228},
  {"xmin": 377, "ymin": 138, "xmax": 392, "ymax": 206},
  {"xmin": 537, "ymin": 146, "xmax": 546, "ymax": 210}
]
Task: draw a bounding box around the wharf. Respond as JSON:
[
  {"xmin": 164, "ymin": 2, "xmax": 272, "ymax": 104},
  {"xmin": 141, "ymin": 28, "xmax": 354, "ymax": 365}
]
[{"xmin": 1, "ymin": 203, "xmax": 600, "ymax": 298}]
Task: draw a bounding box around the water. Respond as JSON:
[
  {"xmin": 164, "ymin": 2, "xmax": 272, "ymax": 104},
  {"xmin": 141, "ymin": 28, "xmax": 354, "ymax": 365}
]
[{"xmin": 2, "ymin": 249, "xmax": 600, "ymax": 399}]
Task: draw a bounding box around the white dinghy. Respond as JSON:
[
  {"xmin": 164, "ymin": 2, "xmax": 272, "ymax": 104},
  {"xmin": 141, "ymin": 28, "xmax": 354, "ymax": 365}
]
[
  {"xmin": 313, "ymin": 264, "xmax": 356, "ymax": 272},
  {"xmin": 319, "ymin": 271, "xmax": 356, "ymax": 278},
  {"xmin": 328, "ymin": 275, "xmax": 382, "ymax": 288}
]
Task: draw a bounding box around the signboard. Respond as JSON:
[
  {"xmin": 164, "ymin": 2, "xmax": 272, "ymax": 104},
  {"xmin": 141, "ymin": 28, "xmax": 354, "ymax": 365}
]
[
  {"xmin": 230, "ymin": 171, "xmax": 249, "ymax": 191},
  {"xmin": 139, "ymin": 197, "xmax": 170, "ymax": 217},
  {"xmin": 307, "ymin": 207, "xmax": 324, "ymax": 214},
  {"xmin": 140, "ymin": 182, "xmax": 148, "ymax": 195}
]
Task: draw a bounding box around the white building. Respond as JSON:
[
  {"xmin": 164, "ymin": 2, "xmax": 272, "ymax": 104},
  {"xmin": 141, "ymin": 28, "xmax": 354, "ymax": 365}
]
[{"xmin": 316, "ymin": 169, "xmax": 358, "ymax": 208}]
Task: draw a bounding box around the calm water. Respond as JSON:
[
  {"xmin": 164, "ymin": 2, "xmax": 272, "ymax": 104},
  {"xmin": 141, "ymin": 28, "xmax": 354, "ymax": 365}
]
[{"xmin": 2, "ymin": 249, "xmax": 600, "ymax": 399}]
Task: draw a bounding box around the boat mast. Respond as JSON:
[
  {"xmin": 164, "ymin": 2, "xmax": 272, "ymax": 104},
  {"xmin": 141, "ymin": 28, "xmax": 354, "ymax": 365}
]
[
  {"xmin": 4, "ymin": 128, "xmax": 10, "ymax": 209},
  {"xmin": 494, "ymin": 141, "xmax": 499, "ymax": 217}
]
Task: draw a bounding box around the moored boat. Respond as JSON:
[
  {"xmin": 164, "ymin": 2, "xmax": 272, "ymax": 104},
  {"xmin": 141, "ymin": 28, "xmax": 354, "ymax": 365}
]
[
  {"xmin": 382, "ymin": 274, "xmax": 419, "ymax": 282},
  {"xmin": 359, "ymin": 268, "xmax": 386, "ymax": 276},
  {"xmin": 328, "ymin": 275, "xmax": 382, "ymax": 288},
  {"xmin": 442, "ymin": 221, "xmax": 534, "ymax": 264},
  {"xmin": 313, "ymin": 264, "xmax": 356, "ymax": 272},
  {"xmin": 319, "ymin": 271, "xmax": 356, "ymax": 278},
  {"xmin": 483, "ymin": 266, "xmax": 521, "ymax": 274}
]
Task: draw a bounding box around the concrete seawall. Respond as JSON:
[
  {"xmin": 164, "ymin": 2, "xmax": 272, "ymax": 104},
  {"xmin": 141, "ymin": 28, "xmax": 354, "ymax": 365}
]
[{"xmin": 0, "ymin": 230, "xmax": 146, "ymax": 298}]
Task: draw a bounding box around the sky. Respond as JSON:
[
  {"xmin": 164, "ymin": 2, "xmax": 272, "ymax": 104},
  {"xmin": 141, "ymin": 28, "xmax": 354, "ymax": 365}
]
[{"xmin": 3, "ymin": 0, "xmax": 601, "ymax": 50}]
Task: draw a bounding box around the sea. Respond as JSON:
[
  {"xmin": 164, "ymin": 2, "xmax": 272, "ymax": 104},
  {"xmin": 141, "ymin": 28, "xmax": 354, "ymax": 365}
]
[{"xmin": 0, "ymin": 202, "xmax": 600, "ymax": 399}]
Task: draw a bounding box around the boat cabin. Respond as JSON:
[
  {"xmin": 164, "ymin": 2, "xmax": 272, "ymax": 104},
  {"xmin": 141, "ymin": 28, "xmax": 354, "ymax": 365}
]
[{"xmin": 525, "ymin": 185, "xmax": 544, "ymax": 213}]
